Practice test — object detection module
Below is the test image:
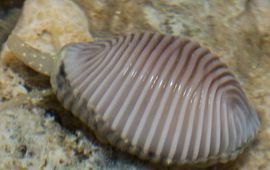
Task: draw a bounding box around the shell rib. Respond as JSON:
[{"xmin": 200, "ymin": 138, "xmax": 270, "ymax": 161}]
[{"xmin": 51, "ymin": 32, "xmax": 260, "ymax": 166}]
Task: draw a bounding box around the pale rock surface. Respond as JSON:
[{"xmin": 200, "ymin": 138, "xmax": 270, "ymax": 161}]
[{"xmin": 12, "ymin": 0, "xmax": 92, "ymax": 54}]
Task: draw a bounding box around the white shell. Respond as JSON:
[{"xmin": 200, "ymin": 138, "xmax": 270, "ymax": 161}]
[{"xmin": 51, "ymin": 32, "xmax": 260, "ymax": 166}]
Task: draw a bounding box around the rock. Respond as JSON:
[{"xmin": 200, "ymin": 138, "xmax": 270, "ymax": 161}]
[
  {"xmin": 0, "ymin": 9, "xmax": 21, "ymax": 47},
  {"xmin": 0, "ymin": 0, "xmax": 24, "ymax": 13},
  {"xmin": 12, "ymin": 0, "xmax": 92, "ymax": 54}
]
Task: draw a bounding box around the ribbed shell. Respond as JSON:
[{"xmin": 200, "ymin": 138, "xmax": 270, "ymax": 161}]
[{"xmin": 51, "ymin": 32, "xmax": 260, "ymax": 166}]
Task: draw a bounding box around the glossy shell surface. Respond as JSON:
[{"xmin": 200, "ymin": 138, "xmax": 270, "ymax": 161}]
[{"xmin": 51, "ymin": 32, "xmax": 260, "ymax": 166}]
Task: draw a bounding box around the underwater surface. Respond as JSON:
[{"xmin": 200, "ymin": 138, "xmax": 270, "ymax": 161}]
[{"xmin": 0, "ymin": 0, "xmax": 269, "ymax": 169}]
